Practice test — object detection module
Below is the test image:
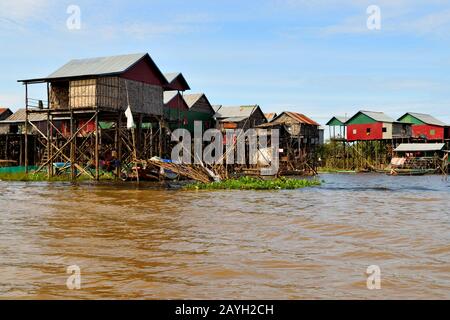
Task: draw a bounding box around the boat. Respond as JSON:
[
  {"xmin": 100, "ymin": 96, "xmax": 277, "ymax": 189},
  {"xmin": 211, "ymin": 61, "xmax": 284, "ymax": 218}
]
[{"xmin": 387, "ymin": 168, "xmax": 436, "ymax": 176}]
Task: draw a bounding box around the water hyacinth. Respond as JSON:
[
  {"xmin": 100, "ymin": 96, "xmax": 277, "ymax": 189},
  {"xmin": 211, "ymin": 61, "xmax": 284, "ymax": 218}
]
[{"xmin": 185, "ymin": 177, "xmax": 321, "ymax": 190}]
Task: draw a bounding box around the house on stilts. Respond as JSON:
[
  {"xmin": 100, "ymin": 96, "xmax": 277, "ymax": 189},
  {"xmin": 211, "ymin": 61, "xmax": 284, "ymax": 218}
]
[{"xmin": 17, "ymin": 52, "xmax": 169, "ymax": 179}]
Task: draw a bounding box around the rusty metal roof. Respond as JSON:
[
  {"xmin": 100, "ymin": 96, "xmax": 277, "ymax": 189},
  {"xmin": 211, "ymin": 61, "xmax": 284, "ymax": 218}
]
[
  {"xmin": 274, "ymin": 112, "xmax": 320, "ymax": 126},
  {"xmin": 0, "ymin": 109, "xmax": 47, "ymax": 123},
  {"xmin": 264, "ymin": 113, "xmax": 277, "ymax": 122}
]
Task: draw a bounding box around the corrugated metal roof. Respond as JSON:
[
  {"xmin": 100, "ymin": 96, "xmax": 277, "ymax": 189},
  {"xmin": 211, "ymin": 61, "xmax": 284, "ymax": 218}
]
[
  {"xmin": 163, "ymin": 72, "xmax": 190, "ymax": 91},
  {"xmin": 45, "ymin": 53, "xmax": 147, "ymax": 79},
  {"xmin": 326, "ymin": 116, "xmax": 348, "ymax": 125},
  {"xmin": 360, "ymin": 111, "xmax": 395, "ymax": 123},
  {"xmin": 183, "ymin": 93, "xmax": 205, "ymax": 108},
  {"xmin": 212, "ymin": 105, "xmax": 222, "ymax": 113},
  {"xmin": 394, "ymin": 143, "xmax": 445, "ymax": 152},
  {"xmin": 163, "ymin": 91, "xmax": 178, "ymax": 104},
  {"xmin": 402, "ymin": 112, "xmax": 447, "ymax": 126},
  {"xmin": 214, "ymin": 105, "xmax": 258, "ymax": 119},
  {"xmin": 164, "ymin": 73, "xmax": 180, "ymax": 83},
  {"xmin": 220, "ymin": 116, "xmax": 248, "ymax": 123},
  {"xmin": 275, "ymin": 112, "xmax": 320, "ymax": 126},
  {"xmin": 264, "ymin": 113, "xmax": 277, "ymax": 122},
  {"xmin": 1, "ymin": 109, "xmax": 48, "ymax": 123}
]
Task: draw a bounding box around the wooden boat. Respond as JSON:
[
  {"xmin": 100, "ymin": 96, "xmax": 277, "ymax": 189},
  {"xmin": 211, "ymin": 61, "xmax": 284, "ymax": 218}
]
[{"xmin": 387, "ymin": 168, "xmax": 436, "ymax": 176}]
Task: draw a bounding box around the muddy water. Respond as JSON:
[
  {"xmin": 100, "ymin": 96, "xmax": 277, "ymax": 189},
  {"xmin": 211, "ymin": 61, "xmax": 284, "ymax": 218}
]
[{"xmin": 0, "ymin": 174, "xmax": 449, "ymax": 299}]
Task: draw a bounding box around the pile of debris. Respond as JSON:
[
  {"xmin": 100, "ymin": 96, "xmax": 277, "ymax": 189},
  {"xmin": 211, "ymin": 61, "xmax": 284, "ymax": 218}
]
[{"xmin": 147, "ymin": 157, "xmax": 221, "ymax": 183}]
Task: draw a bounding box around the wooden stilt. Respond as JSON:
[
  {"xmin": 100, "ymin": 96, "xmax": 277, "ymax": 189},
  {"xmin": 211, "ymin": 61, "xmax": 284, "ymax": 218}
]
[
  {"xmin": 95, "ymin": 110, "xmax": 100, "ymax": 181},
  {"xmin": 117, "ymin": 112, "xmax": 122, "ymax": 179},
  {"xmin": 24, "ymin": 83, "xmax": 28, "ymax": 173},
  {"xmin": 70, "ymin": 110, "xmax": 76, "ymax": 180},
  {"xmin": 47, "ymin": 83, "xmax": 51, "ymax": 178}
]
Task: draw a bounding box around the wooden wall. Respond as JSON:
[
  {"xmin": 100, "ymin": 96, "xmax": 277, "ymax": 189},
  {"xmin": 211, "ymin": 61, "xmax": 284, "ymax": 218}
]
[
  {"xmin": 51, "ymin": 76, "xmax": 163, "ymax": 116},
  {"xmin": 50, "ymin": 82, "xmax": 70, "ymax": 109}
]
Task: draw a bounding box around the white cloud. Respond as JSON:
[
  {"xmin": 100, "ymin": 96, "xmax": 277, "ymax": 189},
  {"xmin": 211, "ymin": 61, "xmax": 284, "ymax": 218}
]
[
  {"xmin": 405, "ymin": 9, "xmax": 450, "ymax": 35},
  {"xmin": 275, "ymin": 0, "xmax": 450, "ymax": 37},
  {"xmin": 0, "ymin": 0, "xmax": 52, "ymax": 23}
]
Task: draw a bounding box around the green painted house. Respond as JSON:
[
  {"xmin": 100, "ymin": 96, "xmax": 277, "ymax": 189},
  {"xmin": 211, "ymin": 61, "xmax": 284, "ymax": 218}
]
[
  {"xmin": 326, "ymin": 116, "xmax": 347, "ymax": 140},
  {"xmin": 183, "ymin": 93, "xmax": 215, "ymax": 133}
]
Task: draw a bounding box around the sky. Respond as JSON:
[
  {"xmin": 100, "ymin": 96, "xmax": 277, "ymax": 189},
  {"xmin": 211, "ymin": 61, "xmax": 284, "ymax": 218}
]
[{"xmin": 1, "ymin": 0, "xmax": 450, "ymax": 126}]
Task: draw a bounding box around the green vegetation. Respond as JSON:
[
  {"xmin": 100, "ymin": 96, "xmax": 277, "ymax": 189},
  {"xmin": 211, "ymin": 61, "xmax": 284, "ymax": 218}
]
[
  {"xmin": 185, "ymin": 176, "xmax": 321, "ymax": 190},
  {"xmin": 0, "ymin": 172, "xmax": 70, "ymax": 182},
  {"xmin": 0, "ymin": 172, "xmax": 115, "ymax": 182},
  {"xmin": 317, "ymin": 140, "xmax": 391, "ymax": 171},
  {"xmin": 317, "ymin": 167, "xmax": 357, "ymax": 174}
]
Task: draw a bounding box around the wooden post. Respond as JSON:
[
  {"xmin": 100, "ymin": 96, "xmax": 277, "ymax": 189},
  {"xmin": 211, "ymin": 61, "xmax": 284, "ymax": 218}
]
[
  {"xmin": 95, "ymin": 110, "xmax": 100, "ymax": 181},
  {"xmin": 116, "ymin": 112, "xmax": 122, "ymax": 179},
  {"xmin": 24, "ymin": 83, "xmax": 28, "ymax": 173},
  {"xmin": 150, "ymin": 125, "xmax": 153, "ymax": 158},
  {"xmin": 49, "ymin": 114, "xmax": 54, "ymax": 177},
  {"xmin": 5, "ymin": 135, "xmax": 8, "ymax": 160},
  {"xmin": 46, "ymin": 111, "xmax": 51, "ymax": 178},
  {"xmin": 47, "ymin": 83, "xmax": 51, "ymax": 178},
  {"xmin": 137, "ymin": 113, "xmax": 143, "ymax": 158},
  {"xmin": 19, "ymin": 135, "xmax": 23, "ymax": 166},
  {"xmin": 159, "ymin": 118, "xmax": 163, "ymax": 157},
  {"xmin": 70, "ymin": 110, "xmax": 76, "ymax": 180}
]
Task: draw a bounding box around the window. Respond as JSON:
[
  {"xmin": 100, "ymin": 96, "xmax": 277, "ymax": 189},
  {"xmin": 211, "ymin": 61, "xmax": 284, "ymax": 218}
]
[
  {"xmin": 353, "ymin": 129, "xmax": 357, "ymax": 135},
  {"xmin": 382, "ymin": 127, "xmax": 387, "ymax": 133},
  {"xmin": 430, "ymin": 129, "xmax": 436, "ymax": 136},
  {"xmin": 366, "ymin": 128, "xmax": 371, "ymax": 135}
]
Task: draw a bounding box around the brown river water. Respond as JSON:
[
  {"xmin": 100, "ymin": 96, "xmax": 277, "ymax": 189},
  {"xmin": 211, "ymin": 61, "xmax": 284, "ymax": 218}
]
[{"xmin": 0, "ymin": 174, "xmax": 449, "ymax": 300}]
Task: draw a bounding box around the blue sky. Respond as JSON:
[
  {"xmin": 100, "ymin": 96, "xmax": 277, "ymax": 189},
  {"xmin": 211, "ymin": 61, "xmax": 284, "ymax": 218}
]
[{"xmin": 1, "ymin": 0, "xmax": 450, "ymax": 125}]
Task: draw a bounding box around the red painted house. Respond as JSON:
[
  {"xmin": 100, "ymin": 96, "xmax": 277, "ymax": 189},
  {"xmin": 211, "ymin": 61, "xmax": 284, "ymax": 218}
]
[
  {"xmin": 397, "ymin": 112, "xmax": 446, "ymax": 141},
  {"xmin": 163, "ymin": 91, "xmax": 189, "ymax": 128},
  {"xmin": 40, "ymin": 53, "xmax": 169, "ymax": 137},
  {"xmin": 346, "ymin": 111, "xmax": 396, "ymax": 141},
  {"xmin": 163, "ymin": 73, "xmax": 190, "ymax": 92}
]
